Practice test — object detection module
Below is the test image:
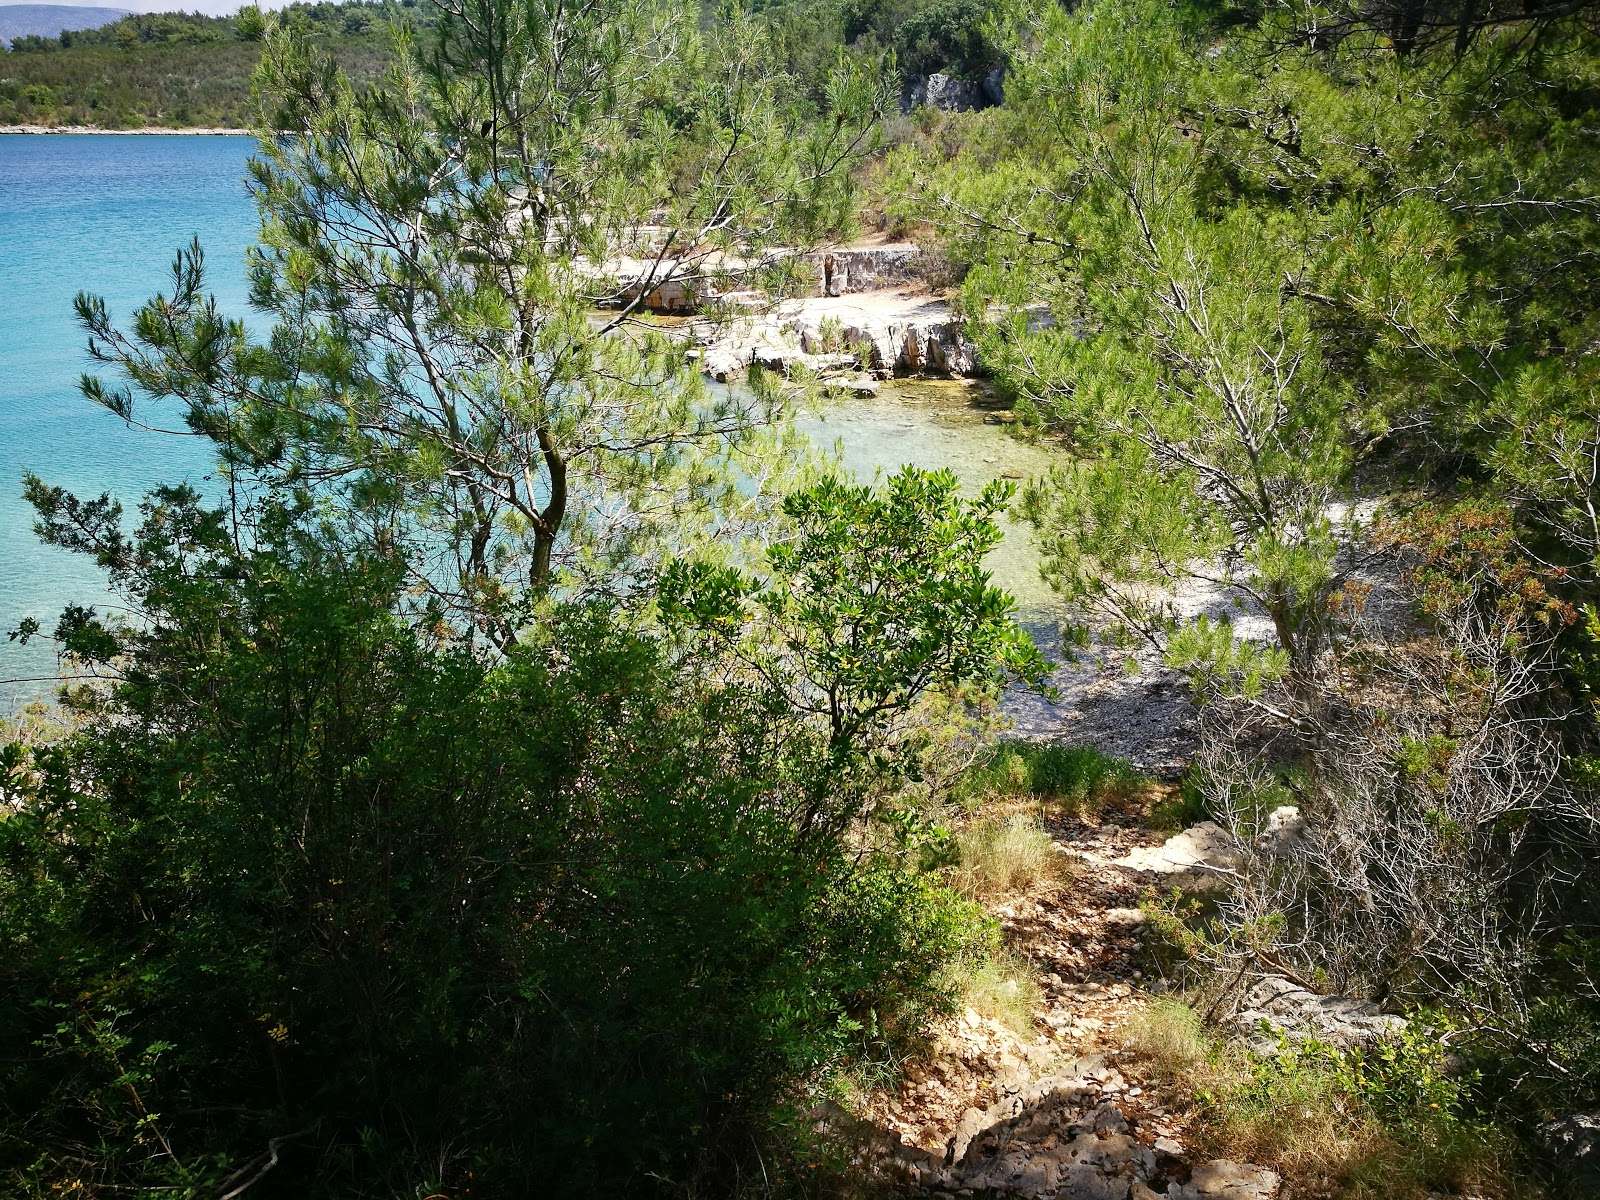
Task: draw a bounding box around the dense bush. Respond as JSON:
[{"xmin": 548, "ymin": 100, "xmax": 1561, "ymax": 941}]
[
  {"xmin": 0, "ymin": 484, "xmax": 999, "ymax": 1197},
  {"xmin": 891, "ymin": 0, "xmax": 999, "ymax": 78}
]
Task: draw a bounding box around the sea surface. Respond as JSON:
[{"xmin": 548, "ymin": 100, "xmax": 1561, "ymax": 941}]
[
  {"xmin": 0, "ymin": 134, "xmax": 258, "ymax": 706},
  {"xmin": 0, "ymin": 134, "xmax": 1059, "ymax": 714}
]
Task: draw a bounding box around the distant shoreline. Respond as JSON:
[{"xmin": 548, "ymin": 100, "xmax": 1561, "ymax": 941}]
[{"xmin": 0, "ymin": 125, "xmax": 251, "ymax": 136}]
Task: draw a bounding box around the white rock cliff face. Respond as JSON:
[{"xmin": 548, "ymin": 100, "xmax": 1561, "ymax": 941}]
[
  {"xmin": 602, "ymin": 244, "xmax": 985, "ymax": 381},
  {"xmin": 696, "ymin": 293, "xmax": 981, "ymax": 383}
]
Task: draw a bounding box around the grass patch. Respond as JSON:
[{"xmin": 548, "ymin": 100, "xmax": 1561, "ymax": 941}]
[
  {"xmin": 950, "ymin": 813, "xmax": 1060, "ymax": 902},
  {"xmin": 1148, "ymin": 769, "xmax": 1214, "ymax": 831},
  {"xmin": 1128, "ymin": 1000, "xmax": 1530, "ymax": 1199},
  {"xmin": 963, "ymin": 740, "xmax": 1145, "ymax": 817},
  {"xmin": 946, "ymin": 949, "xmax": 1042, "ymax": 1037}
]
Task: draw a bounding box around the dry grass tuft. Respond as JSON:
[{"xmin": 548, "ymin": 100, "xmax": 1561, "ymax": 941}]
[
  {"xmin": 948, "ymin": 950, "xmax": 1042, "ymax": 1037},
  {"xmin": 950, "ymin": 814, "xmax": 1058, "ymax": 902},
  {"xmin": 1128, "ymin": 996, "xmax": 1214, "ymax": 1078}
]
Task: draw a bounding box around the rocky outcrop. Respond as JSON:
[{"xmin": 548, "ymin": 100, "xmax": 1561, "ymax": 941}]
[
  {"xmin": 1230, "ymin": 976, "xmax": 1407, "ymax": 1053},
  {"xmin": 900, "ymin": 67, "xmax": 1007, "ymax": 112},
  {"xmin": 697, "ymin": 303, "xmax": 980, "ymax": 382},
  {"xmin": 983, "ymin": 65, "xmax": 1007, "ymax": 106},
  {"xmin": 618, "ymin": 275, "xmax": 699, "ymax": 313},
  {"xmin": 904, "ymin": 72, "xmax": 988, "ymax": 112},
  {"xmin": 609, "ymin": 245, "xmax": 926, "ymax": 312},
  {"xmin": 805, "ymin": 245, "xmax": 924, "ymax": 296},
  {"xmin": 1538, "ymin": 1111, "xmax": 1600, "ymax": 1183},
  {"xmin": 794, "ymin": 311, "xmax": 977, "ymax": 377}
]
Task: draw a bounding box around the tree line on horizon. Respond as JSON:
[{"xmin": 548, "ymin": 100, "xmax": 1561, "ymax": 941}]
[{"xmin": 0, "ymin": 0, "xmax": 1004, "ymax": 128}]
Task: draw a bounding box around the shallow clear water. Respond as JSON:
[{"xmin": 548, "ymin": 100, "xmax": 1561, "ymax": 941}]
[
  {"xmin": 0, "ymin": 135, "xmax": 1060, "ymax": 713},
  {"xmin": 0, "ymin": 134, "xmax": 258, "ymax": 708},
  {"xmin": 800, "ymin": 383, "xmax": 1060, "ymax": 615}
]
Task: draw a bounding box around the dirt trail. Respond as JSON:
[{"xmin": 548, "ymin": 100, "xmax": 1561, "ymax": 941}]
[{"xmin": 842, "ymin": 803, "xmax": 1282, "ymax": 1200}]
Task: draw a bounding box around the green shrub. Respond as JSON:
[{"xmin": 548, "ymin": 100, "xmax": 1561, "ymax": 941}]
[
  {"xmin": 892, "ymin": 0, "xmax": 1000, "ymax": 79},
  {"xmin": 964, "ymin": 740, "xmax": 1144, "ymax": 815},
  {"xmin": 0, "ymin": 497, "xmax": 991, "ymax": 1198},
  {"xmin": 1131, "ymin": 1001, "xmax": 1525, "ymax": 1199},
  {"xmin": 1150, "ymin": 768, "xmax": 1215, "ymax": 829}
]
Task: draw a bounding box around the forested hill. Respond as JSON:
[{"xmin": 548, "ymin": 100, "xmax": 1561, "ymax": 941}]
[
  {"xmin": 0, "ymin": 5, "xmax": 129, "ymax": 47},
  {"xmin": 0, "ymin": 0, "xmax": 993, "ymax": 128},
  {"xmin": 0, "ymin": 2, "xmax": 409, "ymax": 127}
]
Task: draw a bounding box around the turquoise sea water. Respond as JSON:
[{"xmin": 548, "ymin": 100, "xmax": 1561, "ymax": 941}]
[
  {"xmin": 0, "ymin": 134, "xmax": 258, "ymax": 706},
  {"xmin": 0, "ymin": 135, "xmax": 1059, "ymax": 716}
]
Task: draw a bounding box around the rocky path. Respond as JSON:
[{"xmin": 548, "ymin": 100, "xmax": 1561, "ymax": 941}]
[{"xmin": 844, "ymin": 808, "xmax": 1283, "ymax": 1200}]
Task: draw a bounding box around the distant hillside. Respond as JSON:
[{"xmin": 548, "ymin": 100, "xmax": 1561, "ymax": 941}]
[
  {"xmin": 0, "ymin": 2, "xmax": 409, "ymax": 128},
  {"xmin": 0, "ymin": 5, "xmax": 129, "ymax": 46}
]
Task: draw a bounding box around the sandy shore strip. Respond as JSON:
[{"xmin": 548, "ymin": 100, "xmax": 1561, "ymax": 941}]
[{"xmin": 0, "ymin": 125, "xmax": 251, "ymax": 136}]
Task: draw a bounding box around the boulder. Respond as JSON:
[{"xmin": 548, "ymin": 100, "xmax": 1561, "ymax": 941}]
[
  {"xmin": 1254, "ymin": 805, "xmax": 1304, "ymax": 857},
  {"xmin": 905, "ymin": 72, "xmax": 987, "ymax": 112},
  {"xmin": 1538, "ymin": 1111, "xmax": 1600, "ymax": 1183},
  {"xmin": 1169, "ymin": 1160, "xmax": 1281, "ymax": 1199},
  {"xmin": 1231, "ymin": 976, "xmax": 1407, "ymax": 1053},
  {"xmin": 1113, "ymin": 821, "xmax": 1239, "ymax": 892}
]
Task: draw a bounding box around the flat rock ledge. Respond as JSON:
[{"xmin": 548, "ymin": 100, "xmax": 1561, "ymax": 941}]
[
  {"xmin": 1230, "ymin": 976, "xmax": 1408, "ymax": 1054},
  {"xmin": 1110, "ymin": 822, "xmax": 1239, "ymax": 893}
]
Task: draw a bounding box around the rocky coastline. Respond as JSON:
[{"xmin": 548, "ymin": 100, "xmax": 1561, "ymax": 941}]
[
  {"xmin": 613, "ymin": 242, "xmax": 986, "ymax": 387},
  {"xmin": 0, "ymin": 124, "xmax": 251, "ymax": 135}
]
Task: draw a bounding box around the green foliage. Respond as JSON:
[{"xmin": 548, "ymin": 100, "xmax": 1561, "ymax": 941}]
[
  {"xmin": 1223, "ymin": 1022, "xmax": 1515, "ymax": 1197},
  {"xmin": 1135, "ymin": 1001, "xmax": 1522, "ymax": 1199},
  {"xmin": 892, "ymin": 0, "xmax": 999, "ymax": 78},
  {"xmin": 75, "ymin": 0, "xmax": 880, "ymax": 641},
  {"xmin": 0, "ymin": 14, "xmax": 1001, "ymax": 1185},
  {"xmin": 0, "ymin": 488, "xmax": 993, "ymax": 1196},
  {"xmin": 1150, "ymin": 769, "xmax": 1216, "ymax": 831},
  {"xmin": 659, "ymin": 466, "xmax": 1050, "ymax": 757},
  {"xmin": 964, "ymin": 739, "xmax": 1143, "ymax": 815},
  {"xmin": 902, "ymin": 0, "xmax": 1600, "ymax": 691}
]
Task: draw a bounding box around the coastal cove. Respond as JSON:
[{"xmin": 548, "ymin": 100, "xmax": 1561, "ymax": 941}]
[{"xmin": 0, "ymin": 133, "xmax": 1061, "ymax": 710}]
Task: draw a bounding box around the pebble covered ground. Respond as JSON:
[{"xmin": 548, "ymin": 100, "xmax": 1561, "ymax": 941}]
[{"xmin": 837, "ymin": 800, "xmax": 1284, "ymax": 1200}]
